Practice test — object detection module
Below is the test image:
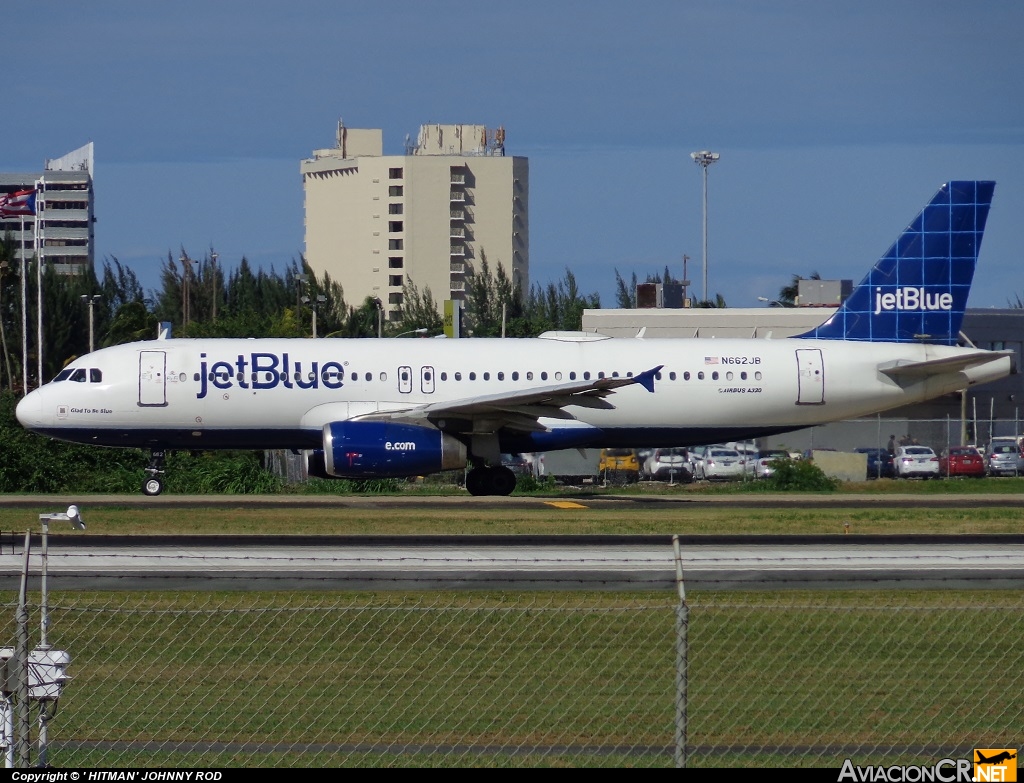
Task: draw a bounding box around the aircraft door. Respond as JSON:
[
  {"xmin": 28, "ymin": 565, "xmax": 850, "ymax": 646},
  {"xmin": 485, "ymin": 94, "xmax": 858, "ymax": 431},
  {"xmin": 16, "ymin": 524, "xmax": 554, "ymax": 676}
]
[
  {"xmin": 420, "ymin": 366, "xmax": 435, "ymax": 394},
  {"xmin": 398, "ymin": 365, "xmax": 413, "ymax": 394},
  {"xmin": 795, "ymin": 348, "xmax": 825, "ymax": 405},
  {"xmin": 139, "ymin": 350, "xmax": 168, "ymax": 407}
]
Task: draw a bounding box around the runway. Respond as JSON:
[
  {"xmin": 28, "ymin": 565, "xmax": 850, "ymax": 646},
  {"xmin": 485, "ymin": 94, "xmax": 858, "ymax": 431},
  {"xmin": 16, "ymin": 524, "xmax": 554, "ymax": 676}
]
[{"xmin": 3, "ymin": 534, "xmax": 1023, "ymax": 591}]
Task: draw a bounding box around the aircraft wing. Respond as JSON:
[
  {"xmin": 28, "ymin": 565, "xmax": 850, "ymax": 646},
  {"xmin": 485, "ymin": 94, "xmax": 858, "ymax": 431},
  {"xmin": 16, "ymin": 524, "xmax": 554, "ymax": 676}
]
[
  {"xmin": 879, "ymin": 350, "xmax": 1013, "ymax": 382},
  {"xmin": 355, "ymin": 365, "xmax": 663, "ymax": 433}
]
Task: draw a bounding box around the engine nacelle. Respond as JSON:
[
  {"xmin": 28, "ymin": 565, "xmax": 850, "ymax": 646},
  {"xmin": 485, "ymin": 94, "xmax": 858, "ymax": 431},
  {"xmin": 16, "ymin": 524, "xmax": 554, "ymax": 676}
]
[{"xmin": 308, "ymin": 420, "xmax": 467, "ymax": 479}]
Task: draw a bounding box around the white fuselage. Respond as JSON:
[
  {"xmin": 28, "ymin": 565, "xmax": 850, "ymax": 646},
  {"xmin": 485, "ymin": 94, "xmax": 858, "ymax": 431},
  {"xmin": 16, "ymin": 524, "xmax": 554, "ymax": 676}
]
[{"xmin": 15, "ymin": 335, "xmax": 1011, "ymax": 453}]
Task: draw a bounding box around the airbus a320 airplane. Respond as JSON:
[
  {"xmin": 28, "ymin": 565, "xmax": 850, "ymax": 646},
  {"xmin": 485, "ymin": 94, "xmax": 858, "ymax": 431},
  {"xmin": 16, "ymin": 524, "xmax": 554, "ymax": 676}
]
[{"xmin": 17, "ymin": 181, "xmax": 1011, "ymax": 496}]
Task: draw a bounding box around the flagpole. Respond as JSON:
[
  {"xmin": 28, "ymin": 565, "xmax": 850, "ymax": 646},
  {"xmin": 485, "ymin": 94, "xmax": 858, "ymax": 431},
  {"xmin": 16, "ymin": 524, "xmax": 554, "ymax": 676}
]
[
  {"xmin": 20, "ymin": 218, "xmax": 28, "ymax": 396},
  {"xmin": 35, "ymin": 178, "xmax": 44, "ymax": 386}
]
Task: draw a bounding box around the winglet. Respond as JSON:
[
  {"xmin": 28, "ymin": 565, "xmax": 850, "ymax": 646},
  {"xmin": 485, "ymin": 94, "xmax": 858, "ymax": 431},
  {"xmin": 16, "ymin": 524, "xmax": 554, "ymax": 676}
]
[{"xmin": 635, "ymin": 365, "xmax": 662, "ymax": 393}]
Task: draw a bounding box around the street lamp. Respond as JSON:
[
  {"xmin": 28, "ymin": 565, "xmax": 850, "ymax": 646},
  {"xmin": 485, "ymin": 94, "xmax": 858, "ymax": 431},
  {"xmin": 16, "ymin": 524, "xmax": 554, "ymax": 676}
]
[
  {"xmin": 79, "ymin": 295, "xmax": 102, "ymax": 353},
  {"xmin": 757, "ymin": 296, "xmax": 785, "ymax": 308},
  {"xmin": 180, "ymin": 253, "xmax": 198, "ymax": 326},
  {"xmin": 210, "ymin": 251, "xmax": 218, "ymax": 322},
  {"xmin": 302, "ymin": 294, "xmax": 327, "ymax": 337},
  {"xmin": 690, "ymin": 150, "xmax": 720, "ymax": 303},
  {"xmin": 395, "ymin": 328, "xmax": 428, "ymax": 338}
]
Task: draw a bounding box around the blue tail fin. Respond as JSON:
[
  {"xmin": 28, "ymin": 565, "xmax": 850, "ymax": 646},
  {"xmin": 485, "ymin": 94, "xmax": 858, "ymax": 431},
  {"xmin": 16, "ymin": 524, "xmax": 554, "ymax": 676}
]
[{"xmin": 795, "ymin": 181, "xmax": 995, "ymax": 344}]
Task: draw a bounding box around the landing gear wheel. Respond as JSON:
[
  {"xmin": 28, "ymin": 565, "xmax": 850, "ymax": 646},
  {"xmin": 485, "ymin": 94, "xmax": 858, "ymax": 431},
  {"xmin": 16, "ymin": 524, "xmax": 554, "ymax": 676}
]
[
  {"xmin": 489, "ymin": 466, "xmax": 517, "ymax": 497},
  {"xmin": 465, "ymin": 466, "xmax": 518, "ymax": 496},
  {"xmin": 142, "ymin": 449, "xmax": 167, "ymax": 496},
  {"xmin": 466, "ymin": 468, "xmax": 487, "ymax": 496}
]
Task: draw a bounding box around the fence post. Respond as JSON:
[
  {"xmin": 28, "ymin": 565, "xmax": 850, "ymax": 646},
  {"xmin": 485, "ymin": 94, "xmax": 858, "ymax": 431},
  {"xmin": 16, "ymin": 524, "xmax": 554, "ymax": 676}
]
[{"xmin": 673, "ymin": 535, "xmax": 688, "ymax": 768}]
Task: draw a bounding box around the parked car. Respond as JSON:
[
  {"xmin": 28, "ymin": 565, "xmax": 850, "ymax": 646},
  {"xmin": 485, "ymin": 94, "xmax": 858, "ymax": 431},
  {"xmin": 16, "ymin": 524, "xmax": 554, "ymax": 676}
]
[
  {"xmin": 599, "ymin": 448, "xmax": 640, "ymax": 484},
  {"xmin": 985, "ymin": 441, "xmax": 1024, "ymax": 476},
  {"xmin": 893, "ymin": 445, "xmax": 940, "ymax": 479},
  {"xmin": 642, "ymin": 448, "xmax": 692, "ymax": 483},
  {"xmin": 694, "ymin": 448, "xmax": 747, "ymax": 481},
  {"xmin": 938, "ymin": 446, "xmax": 985, "ymax": 478},
  {"xmin": 855, "ymin": 447, "xmax": 896, "ymax": 479},
  {"xmin": 501, "ymin": 453, "xmax": 534, "ymax": 477},
  {"xmin": 752, "ymin": 449, "xmax": 790, "ymax": 479}
]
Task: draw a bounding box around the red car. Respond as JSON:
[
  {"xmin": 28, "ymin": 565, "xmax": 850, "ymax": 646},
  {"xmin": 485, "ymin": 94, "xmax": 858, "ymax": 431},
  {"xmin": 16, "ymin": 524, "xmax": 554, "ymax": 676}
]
[{"xmin": 938, "ymin": 446, "xmax": 986, "ymax": 478}]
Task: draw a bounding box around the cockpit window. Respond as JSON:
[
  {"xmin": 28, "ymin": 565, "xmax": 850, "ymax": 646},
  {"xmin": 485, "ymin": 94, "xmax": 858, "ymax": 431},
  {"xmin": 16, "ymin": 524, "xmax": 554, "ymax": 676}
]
[
  {"xmin": 52, "ymin": 369, "xmax": 74, "ymax": 382},
  {"xmin": 90, "ymin": 368, "xmax": 102, "ymax": 383},
  {"xmin": 69, "ymin": 369, "xmax": 87, "ymax": 383}
]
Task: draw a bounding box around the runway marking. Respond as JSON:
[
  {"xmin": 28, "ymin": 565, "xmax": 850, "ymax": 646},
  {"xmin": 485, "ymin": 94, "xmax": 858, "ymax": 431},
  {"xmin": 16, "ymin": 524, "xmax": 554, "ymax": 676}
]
[{"xmin": 545, "ymin": 501, "xmax": 588, "ymax": 509}]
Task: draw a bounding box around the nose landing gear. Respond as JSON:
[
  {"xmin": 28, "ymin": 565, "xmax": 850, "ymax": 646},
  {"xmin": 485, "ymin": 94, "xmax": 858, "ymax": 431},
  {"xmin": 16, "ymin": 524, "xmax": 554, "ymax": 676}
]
[{"xmin": 142, "ymin": 450, "xmax": 166, "ymax": 496}]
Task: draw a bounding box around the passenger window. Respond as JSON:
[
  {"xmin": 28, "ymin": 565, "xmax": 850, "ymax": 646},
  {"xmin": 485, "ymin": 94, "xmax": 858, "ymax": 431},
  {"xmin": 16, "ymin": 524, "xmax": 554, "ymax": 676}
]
[
  {"xmin": 712, "ymin": 371, "xmax": 719, "ymax": 381},
  {"xmin": 569, "ymin": 372, "xmax": 576, "ymax": 380},
  {"xmin": 527, "ymin": 372, "xmax": 534, "ymax": 381},
  {"xmin": 512, "ymin": 371, "xmax": 519, "ymax": 381},
  {"xmin": 598, "ymin": 372, "xmax": 605, "ymax": 379},
  {"xmin": 365, "ymin": 372, "xmax": 372, "ymax": 381},
  {"xmin": 497, "ymin": 372, "xmax": 504, "ymax": 381},
  {"xmin": 440, "ymin": 372, "xmax": 447, "ymax": 381},
  {"xmin": 698, "ymin": 372, "xmax": 705, "ymax": 380},
  {"xmin": 455, "ymin": 372, "xmax": 462, "ymax": 381},
  {"xmin": 469, "ymin": 372, "xmax": 476, "ymax": 380},
  {"xmin": 583, "ymin": 371, "xmax": 590, "ymax": 380},
  {"xmin": 554, "ymin": 371, "xmax": 562, "ymax": 380},
  {"xmin": 669, "ymin": 372, "xmax": 676, "ymax": 381},
  {"xmin": 541, "ymin": 372, "xmax": 548, "ymax": 381},
  {"xmin": 483, "ymin": 372, "xmax": 489, "ymax": 380}
]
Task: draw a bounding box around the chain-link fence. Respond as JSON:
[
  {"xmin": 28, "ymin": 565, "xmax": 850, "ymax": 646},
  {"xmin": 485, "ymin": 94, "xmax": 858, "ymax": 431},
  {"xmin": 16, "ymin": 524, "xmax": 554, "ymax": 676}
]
[{"xmin": 1, "ymin": 588, "xmax": 1017, "ymax": 768}]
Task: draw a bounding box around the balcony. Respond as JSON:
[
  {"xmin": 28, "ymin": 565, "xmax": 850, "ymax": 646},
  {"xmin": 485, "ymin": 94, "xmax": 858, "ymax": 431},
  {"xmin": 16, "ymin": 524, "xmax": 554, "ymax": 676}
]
[
  {"xmin": 450, "ymin": 209, "xmax": 465, "ymax": 221},
  {"xmin": 450, "ymin": 173, "xmax": 466, "ymax": 185},
  {"xmin": 450, "ymin": 227, "xmax": 466, "ymax": 239},
  {"xmin": 450, "ymin": 262, "xmax": 465, "ymax": 274},
  {"xmin": 449, "ymin": 191, "xmax": 466, "ymax": 203},
  {"xmin": 449, "ymin": 244, "xmax": 466, "ymax": 257},
  {"xmin": 450, "ymin": 281, "xmax": 466, "ymax": 292}
]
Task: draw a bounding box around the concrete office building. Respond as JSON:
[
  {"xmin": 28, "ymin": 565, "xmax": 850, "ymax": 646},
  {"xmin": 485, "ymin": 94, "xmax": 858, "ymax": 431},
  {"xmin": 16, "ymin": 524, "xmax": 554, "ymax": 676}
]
[
  {"xmin": 301, "ymin": 121, "xmax": 528, "ymax": 322},
  {"xmin": 0, "ymin": 143, "xmax": 95, "ymax": 274}
]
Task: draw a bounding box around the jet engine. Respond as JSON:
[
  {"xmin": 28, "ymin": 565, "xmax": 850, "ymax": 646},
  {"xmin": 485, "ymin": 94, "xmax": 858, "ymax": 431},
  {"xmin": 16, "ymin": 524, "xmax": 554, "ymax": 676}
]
[{"xmin": 307, "ymin": 420, "xmax": 467, "ymax": 479}]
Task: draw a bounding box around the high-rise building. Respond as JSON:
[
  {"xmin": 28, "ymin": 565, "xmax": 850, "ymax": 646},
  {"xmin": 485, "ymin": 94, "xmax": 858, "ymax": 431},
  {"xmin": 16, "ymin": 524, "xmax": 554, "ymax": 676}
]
[
  {"xmin": 301, "ymin": 121, "xmax": 528, "ymax": 322},
  {"xmin": 0, "ymin": 143, "xmax": 95, "ymax": 274}
]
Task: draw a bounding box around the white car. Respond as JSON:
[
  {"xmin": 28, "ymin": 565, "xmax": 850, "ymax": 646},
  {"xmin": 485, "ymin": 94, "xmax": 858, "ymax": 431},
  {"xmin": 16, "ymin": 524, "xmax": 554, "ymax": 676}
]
[
  {"xmin": 695, "ymin": 448, "xmax": 747, "ymax": 481},
  {"xmin": 753, "ymin": 449, "xmax": 790, "ymax": 479},
  {"xmin": 642, "ymin": 448, "xmax": 692, "ymax": 482},
  {"xmin": 893, "ymin": 445, "xmax": 940, "ymax": 479}
]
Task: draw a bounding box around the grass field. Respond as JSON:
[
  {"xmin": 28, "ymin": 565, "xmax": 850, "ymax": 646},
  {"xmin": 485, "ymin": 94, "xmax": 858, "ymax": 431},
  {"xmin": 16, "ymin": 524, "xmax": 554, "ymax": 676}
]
[
  {"xmin": 1, "ymin": 497, "xmax": 1022, "ymax": 535},
  {"xmin": 14, "ymin": 589, "xmax": 1020, "ymax": 767},
  {"xmin": 1, "ymin": 490, "xmax": 1020, "ymax": 767}
]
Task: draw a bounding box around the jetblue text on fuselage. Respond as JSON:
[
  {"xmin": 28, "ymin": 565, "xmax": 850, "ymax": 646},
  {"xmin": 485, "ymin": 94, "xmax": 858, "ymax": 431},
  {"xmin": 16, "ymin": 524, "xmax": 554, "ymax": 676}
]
[
  {"xmin": 197, "ymin": 353, "xmax": 344, "ymax": 399},
  {"xmin": 874, "ymin": 287, "xmax": 954, "ymax": 316}
]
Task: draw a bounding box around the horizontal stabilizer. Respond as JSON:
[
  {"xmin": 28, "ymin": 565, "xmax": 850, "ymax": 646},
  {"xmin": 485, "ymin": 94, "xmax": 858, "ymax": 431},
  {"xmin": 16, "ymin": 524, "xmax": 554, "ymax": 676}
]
[{"xmin": 879, "ymin": 350, "xmax": 1013, "ymax": 381}]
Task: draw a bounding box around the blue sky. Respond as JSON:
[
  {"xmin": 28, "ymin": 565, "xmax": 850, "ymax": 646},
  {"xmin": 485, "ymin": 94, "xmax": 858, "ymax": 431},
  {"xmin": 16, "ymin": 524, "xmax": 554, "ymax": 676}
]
[{"xmin": 6, "ymin": 1, "xmax": 1023, "ymax": 309}]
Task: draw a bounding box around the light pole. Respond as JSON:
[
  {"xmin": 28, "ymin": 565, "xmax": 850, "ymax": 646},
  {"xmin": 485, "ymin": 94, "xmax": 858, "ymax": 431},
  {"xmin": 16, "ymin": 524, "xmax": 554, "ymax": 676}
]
[
  {"xmin": 690, "ymin": 150, "xmax": 720, "ymax": 303},
  {"xmin": 395, "ymin": 328, "xmax": 428, "ymax": 338},
  {"xmin": 302, "ymin": 294, "xmax": 327, "ymax": 337},
  {"xmin": 210, "ymin": 251, "xmax": 218, "ymax": 322},
  {"xmin": 79, "ymin": 295, "xmax": 101, "ymax": 353},
  {"xmin": 180, "ymin": 253, "xmax": 196, "ymax": 327}
]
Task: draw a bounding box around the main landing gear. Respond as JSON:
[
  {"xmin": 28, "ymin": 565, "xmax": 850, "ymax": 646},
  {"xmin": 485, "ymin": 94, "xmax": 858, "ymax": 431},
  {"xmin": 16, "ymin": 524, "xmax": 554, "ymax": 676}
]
[
  {"xmin": 142, "ymin": 449, "xmax": 166, "ymax": 496},
  {"xmin": 465, "ymin": 465, "xmax": 517, "ymax": 497}
]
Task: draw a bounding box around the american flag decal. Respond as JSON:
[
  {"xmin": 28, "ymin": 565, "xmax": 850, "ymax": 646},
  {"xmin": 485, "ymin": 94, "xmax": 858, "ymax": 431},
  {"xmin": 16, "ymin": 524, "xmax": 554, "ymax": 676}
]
[{"xmin": 704, "ymin": 357, "xmax": 719, "ymax": 365}]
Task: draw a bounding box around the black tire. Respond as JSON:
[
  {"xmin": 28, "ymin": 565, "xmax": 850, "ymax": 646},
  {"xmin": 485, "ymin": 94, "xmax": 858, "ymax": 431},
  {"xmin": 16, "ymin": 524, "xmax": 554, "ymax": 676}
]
[
  {"xmin": 488, "ymin": 467, "xmax": 518, "ymax": 496},
  {"xmin": 142, "ymin": 477, "xmax": 164, "ymax": 496},
  {"xmin": 466, "ymin": 468, "xmax": 486, "ymax": 496}
]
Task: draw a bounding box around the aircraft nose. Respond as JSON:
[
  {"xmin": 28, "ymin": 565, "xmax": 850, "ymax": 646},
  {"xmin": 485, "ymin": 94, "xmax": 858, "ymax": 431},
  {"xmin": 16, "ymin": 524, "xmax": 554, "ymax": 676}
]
[{"xmin": 15, "ymin": 391, "xmax": 43, "ymax": 429}]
